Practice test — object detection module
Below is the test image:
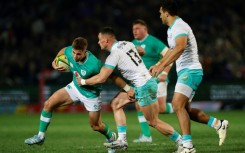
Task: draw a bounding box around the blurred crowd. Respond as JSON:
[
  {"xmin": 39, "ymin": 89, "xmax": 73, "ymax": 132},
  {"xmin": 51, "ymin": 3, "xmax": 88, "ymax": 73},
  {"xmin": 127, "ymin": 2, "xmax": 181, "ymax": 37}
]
[{"xmin": 1, "ymin": 0, "xmax": 245, "ymax": 86}]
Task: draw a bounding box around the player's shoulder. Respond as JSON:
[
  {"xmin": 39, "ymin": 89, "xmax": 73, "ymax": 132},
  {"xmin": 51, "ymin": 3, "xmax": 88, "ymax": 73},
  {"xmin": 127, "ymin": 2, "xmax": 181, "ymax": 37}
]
[
  {"xmin": 63, "ymin": 46, "xmax": 72, "ymax": 56},
  {"xmin": 148, "ymin": 34, "xmax": 161, "ymax": 42},
  {"xmin": 87, "ymin": 50, "xmax": 100, "ymax": 61},
  {"xmin": 132, "ymin": 39, "xmax": 137, "ymax": 44},
  {"xmin": 114, "ymin": 41, "xmax": 134, "ymax": 50},
  {"xmin": 64, "ymin": 46, "xmax": 72, "ymax": 51},
  {"xmin": 118, "ymin": 40, "xmax": 133, "ymax": 45},
  {"xmin": 174, "ymin": 18, "xmax": 190, "ymax": 29}
]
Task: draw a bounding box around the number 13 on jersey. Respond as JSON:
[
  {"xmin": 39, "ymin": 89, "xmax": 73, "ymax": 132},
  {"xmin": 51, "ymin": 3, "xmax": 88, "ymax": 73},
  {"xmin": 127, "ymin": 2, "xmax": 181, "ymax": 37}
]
[{"xmin": 126, "ymin": 49, "xmax": 142, "ymax": 66}]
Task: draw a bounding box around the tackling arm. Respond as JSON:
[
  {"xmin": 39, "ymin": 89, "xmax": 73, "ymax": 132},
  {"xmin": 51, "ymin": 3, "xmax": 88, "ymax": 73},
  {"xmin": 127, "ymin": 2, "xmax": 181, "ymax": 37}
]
[{"xmin": 76, "ymin": 66, "xmax": 113, "ymax": 86}]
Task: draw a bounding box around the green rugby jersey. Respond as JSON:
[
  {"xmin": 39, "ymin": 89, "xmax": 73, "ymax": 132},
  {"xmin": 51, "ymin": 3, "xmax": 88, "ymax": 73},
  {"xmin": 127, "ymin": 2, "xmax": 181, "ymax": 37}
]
[
  {"xmin": 64, "ymin": 46, "xmax": 102, "ymax": 98},
  {"xmin": 132, "ymin": 34, "xmax": 169, "ymax": 82}
]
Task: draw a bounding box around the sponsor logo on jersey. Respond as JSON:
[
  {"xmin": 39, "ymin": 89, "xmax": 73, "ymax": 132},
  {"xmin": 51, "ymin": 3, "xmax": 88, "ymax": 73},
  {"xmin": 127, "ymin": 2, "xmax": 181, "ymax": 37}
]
[
  {"xmin": 67, "ymin": 84, "xmax": 72, "ymax": 89},
  {"xmin": 81, "ymin": 70, "xmax": 86, "ymax": 76},
  {"xmin": 182, "ymin": 75, "xmax": 188, "ymax": 80},
  {"xmin": 117, "ymin": 41, "xmax": 127, "ymax": 49}
]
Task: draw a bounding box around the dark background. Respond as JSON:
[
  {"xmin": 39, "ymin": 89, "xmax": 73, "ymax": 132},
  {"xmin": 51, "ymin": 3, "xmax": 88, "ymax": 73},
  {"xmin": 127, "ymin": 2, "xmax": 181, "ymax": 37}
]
[{"xmin": 1, "ymin": 0, "xmax": 245, "ymax": 86}]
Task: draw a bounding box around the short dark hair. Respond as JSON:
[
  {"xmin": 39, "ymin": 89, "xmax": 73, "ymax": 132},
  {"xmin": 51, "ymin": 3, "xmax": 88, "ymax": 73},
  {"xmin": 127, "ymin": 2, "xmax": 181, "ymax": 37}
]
[
  {"xmin": 72, "ymin": 37, "xmax": 88, "ymax": 51},
  {"xmin": 100, "ymin": 27, "xmax": 116, "ymax": 37},
  {"xmin": 161, "ymin": 0, "xmax": 178, "ymax": 16},
  {"xmin": 132, "ymin": 19, "xmax": 148, "ymax": 28}
]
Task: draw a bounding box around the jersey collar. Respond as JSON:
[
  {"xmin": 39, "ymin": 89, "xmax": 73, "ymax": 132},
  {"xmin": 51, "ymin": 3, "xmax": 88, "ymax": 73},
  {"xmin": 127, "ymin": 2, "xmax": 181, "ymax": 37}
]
[
  {"xmin": 169, "ymin": 17, "xmax": 180, "ymax": 29},
  {"xmin": 110, "ymin": 41, "xmax": 118, "ymax": 52},
  {"xmin": 136, "ymin": 34, "xmax": 149, "ymax": 43}
]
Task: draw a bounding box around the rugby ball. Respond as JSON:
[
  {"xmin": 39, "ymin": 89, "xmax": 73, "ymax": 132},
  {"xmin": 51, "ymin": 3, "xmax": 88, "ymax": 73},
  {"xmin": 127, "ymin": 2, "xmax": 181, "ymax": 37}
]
[{"xmin": 55, "ymin": 54, "xmax": 70, "ymax": 72}]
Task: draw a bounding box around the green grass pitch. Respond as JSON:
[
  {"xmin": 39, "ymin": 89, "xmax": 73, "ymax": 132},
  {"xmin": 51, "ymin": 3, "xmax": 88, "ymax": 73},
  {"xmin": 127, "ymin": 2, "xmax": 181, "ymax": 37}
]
[{"xmin": 0, "ymin": 110, "xmax": 245, "ymax": 153}]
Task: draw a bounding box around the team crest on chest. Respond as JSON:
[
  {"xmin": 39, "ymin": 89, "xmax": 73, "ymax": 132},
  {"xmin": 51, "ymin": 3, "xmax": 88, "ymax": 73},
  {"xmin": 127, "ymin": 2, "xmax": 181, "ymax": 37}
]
[
  {"xmin": 141, "ymin": 44, "xmax": 146, "ymax": 49},
  {"xmin": 81, "ymin": 70, "xmax": 86, "ymax": 76}
]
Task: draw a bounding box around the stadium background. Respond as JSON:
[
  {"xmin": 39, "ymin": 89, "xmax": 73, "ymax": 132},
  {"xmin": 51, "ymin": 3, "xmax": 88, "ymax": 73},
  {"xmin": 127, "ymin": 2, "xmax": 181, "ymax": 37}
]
[{"xmin": 1, "ymin": 0, "xmax": 245, "ymax": 113}]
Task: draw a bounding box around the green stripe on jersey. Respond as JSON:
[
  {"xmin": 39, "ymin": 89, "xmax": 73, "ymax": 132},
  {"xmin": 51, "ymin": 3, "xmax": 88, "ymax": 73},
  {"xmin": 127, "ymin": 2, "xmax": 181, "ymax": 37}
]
[
  {"xmin": 175, "ymin": 33, "xmax": 188, "ymax": 39},
  {"xmin": 104, "ymin": 64, "xmax": 115, "ymax": 69}
]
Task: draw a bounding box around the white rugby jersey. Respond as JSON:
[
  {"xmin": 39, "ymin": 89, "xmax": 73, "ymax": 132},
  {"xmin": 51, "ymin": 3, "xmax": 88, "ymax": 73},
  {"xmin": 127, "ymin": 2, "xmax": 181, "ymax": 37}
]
[
  {"xmin": 104, "ymin": 41, "xmax": 152, "ymax": 87},
  {"xmin": 167, "ymin": 17, "xmax": 202, "ymax": 72}
]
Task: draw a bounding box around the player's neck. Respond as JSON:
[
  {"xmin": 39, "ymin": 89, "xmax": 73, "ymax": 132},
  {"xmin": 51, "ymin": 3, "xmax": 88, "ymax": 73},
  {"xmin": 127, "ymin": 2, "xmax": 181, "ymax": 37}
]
[
  {"xmin": 168, "ymin": 16, "xmax": 178, "ymax": 27},
  {"xmin": 78, "ymin": 52, "xmax": 87, "ymax": 63},
  {"xmin": 137, "ymin": 34, "xmax": 148, "ymax": 42},
  {"xmin": 108, "ymin": 40, "xmax": 117, "ymax": 52}
]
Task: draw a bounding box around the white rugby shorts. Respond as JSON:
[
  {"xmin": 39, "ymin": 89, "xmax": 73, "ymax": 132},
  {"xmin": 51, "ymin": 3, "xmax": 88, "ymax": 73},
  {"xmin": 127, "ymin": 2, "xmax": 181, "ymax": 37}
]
[{"xmin": 65, "ymin": 82, "xmax": 102, "ymax": 111}]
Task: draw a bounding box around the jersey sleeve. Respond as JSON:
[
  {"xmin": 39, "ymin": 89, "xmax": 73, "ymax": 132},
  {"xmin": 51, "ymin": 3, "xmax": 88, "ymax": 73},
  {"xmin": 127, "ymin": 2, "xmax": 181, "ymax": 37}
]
[
  {"xmin": 173, "ymin": 24, "xmax": 188, "ymax": 39},
  {"xmin": 104, "ymin": 50, "xmax": 119, "ymax": 70},
  {"xmin": 154, "ymin": 38, "xmax": 168, "ymax": 56}
]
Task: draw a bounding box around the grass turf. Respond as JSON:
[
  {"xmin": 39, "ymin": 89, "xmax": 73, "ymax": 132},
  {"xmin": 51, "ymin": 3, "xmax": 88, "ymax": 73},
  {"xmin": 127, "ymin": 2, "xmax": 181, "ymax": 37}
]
[{"xmin": 0, "ymin": 110, "xmax": 244, "ymax": 153}]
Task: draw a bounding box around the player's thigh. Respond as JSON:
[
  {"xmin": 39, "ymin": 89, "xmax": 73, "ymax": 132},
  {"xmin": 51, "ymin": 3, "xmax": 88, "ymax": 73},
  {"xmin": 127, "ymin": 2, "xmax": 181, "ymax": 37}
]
[
  {"xmin": 140, "ymin": 101, "xmax": 159, "ymax": 122},
  {"xmin": 172, "ymin": 92, "xmax": 189, "ymax": 109},
  {"xmin": 45, "ymin": 88, "xmax": 73, "ymax": 109}
]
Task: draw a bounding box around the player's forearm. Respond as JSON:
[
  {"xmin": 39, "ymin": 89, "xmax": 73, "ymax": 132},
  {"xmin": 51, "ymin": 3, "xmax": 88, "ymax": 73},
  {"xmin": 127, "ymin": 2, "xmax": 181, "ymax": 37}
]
[
  {"xmin": 161, "ymin": 46, "xmax": 183, "ymax": 68},
  {"xmin": 157, "ymin": 50, "xmax": 171, "ymax": 67},
  {"xmin": 84, "ymin": 75, "xmax": 107, "ymax": 85},
  {"xmin": 162, "ymin": 65, "xmax": 172, "ymax": 74},
  {"xmin": 80, "ymin": 67, "xmax": 112, "ymax": 86}
]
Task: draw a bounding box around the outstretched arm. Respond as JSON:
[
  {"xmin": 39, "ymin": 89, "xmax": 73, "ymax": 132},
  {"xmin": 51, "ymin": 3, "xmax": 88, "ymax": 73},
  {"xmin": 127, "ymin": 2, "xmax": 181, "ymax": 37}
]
[{"xmin": 75, "ymin": 66, "xmax": 113, "ymax": 86}]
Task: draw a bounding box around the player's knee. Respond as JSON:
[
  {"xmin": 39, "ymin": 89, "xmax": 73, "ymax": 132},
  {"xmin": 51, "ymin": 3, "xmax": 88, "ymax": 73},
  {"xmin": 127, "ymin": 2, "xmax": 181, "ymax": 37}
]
[
  {"xmin": 147, "ymin": 120, "xmax": 158, "ymax": 128},
  {"xmin": 158, "ymin": 107, "xmax": 166, "ymax": 113},
  {"xmin": 43, "ymin": 100, "xmax": 53, "ymax": 112},
  {"xmin": 111, "ymin": 98, "xmax": 120, "ymax": 111},
  {"xmin": 172, "ymin": 100, "xmax": 182, "ymax": 112}
]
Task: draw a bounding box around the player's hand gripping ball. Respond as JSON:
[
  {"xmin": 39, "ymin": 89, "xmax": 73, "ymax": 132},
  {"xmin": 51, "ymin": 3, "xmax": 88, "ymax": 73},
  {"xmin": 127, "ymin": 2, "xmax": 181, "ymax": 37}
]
[{"xmin": 55, "ymin": 54, "xmax": 70, "ymax": 72}]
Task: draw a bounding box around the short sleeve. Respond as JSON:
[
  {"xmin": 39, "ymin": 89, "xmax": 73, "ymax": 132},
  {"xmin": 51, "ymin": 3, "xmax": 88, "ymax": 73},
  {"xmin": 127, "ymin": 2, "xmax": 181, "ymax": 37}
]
[
  {"xmin": 104, "ymin": 50, "xmax": 119, "ymax": 69},
  {"xmin": 173, "ymin": 25, "xmax": 188, "ymax": 39}
]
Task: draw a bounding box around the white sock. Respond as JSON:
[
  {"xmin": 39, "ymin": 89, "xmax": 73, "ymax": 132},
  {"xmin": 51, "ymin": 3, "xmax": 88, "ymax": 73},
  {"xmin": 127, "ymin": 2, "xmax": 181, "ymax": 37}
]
[
  {"xmin": 176, "ymin": 135, "xmax": 182, "ymax": 146},
  {"xmin": 118, "ymin": 133, "xmax": 126, "ymax": 141},
  {"xmin": 183, "ymin": 140, "xmax": 193, "ymax": 148}
]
